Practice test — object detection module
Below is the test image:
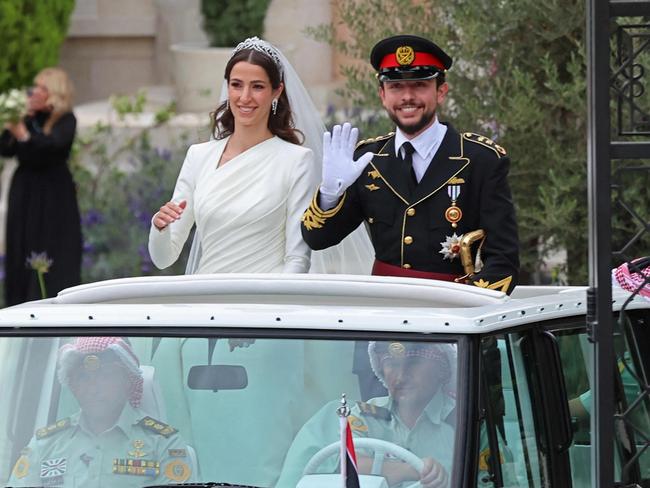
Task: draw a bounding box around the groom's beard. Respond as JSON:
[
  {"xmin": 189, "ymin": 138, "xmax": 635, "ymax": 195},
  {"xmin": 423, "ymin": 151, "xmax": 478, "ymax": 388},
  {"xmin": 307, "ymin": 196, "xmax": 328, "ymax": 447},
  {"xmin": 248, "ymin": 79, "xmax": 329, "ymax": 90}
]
[{"xmin": 387, "ymin": 107, "xmax": 436, "ymax": 136}]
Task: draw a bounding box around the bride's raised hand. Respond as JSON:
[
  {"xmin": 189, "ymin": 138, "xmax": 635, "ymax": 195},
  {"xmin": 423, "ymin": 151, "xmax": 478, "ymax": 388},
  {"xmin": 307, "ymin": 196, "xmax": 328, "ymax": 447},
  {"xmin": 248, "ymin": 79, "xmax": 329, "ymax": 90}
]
[{"xmin": 153, "ymin": 200, "xmax": 187, "ymax": 230}]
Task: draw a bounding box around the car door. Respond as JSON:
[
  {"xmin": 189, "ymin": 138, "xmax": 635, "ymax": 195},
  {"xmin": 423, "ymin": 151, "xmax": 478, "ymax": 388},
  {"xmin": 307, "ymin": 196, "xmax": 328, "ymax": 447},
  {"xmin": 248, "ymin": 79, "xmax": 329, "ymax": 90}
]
[{"xmin": 476, "ymin": 309, "xmax": 650, "ymax": 487}]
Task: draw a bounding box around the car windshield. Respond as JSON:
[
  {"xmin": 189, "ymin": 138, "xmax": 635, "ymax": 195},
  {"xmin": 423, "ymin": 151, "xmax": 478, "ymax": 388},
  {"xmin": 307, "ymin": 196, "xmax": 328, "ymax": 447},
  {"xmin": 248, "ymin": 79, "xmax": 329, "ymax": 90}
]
[{"xmin": 0, "ymin": 335, "xmax": 459, "ymax": 488}]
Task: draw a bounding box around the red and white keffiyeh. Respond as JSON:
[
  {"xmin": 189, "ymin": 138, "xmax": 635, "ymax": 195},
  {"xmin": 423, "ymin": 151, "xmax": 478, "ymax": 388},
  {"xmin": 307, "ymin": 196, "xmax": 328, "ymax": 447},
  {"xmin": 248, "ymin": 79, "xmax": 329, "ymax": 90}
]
[
  {"xmin": 58, "ymin": 337, "xmax": 143, "ymax": 407},
  {"xmin": 612, "ymin": 257, "xmax": 650, "ymax": 302}
]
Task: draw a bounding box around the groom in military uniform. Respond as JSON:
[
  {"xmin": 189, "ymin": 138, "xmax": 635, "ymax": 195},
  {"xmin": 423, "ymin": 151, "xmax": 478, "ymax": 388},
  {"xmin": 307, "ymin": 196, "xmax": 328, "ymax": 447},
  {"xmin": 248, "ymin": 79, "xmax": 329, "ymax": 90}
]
[{"xmin": 302, "ymin": 34, "xmax": 519, "ymax": 295}]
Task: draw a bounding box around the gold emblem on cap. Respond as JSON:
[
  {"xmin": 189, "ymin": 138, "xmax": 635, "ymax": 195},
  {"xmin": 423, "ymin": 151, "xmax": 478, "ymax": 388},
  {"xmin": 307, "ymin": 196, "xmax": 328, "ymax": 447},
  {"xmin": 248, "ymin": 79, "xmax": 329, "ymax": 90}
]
[
  {"xmin": 395, "ymin": 46, "xmax": 415, "ymax": 66},
  {"xmin": 83, "ymin": 354, "xmax": 100, "ymax": 371},
  {"xmin": 388, "ymin": 342, "xmax": 406, "ymax": 357}
]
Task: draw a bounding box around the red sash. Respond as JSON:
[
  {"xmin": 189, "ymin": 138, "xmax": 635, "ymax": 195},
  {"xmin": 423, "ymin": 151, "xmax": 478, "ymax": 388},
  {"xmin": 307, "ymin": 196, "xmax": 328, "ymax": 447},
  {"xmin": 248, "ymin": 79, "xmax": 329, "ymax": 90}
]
[{"xmin": 371, "ymin": 260, "xmax": 459, "ymax": 282}]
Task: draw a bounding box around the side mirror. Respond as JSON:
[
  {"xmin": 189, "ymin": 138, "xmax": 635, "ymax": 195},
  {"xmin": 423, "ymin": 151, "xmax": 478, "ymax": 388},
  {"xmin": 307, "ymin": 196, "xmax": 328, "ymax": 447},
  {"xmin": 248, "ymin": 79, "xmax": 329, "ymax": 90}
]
[{"xmin": 187, "ymin": 365, "xmax": 248, "ymax": 392}]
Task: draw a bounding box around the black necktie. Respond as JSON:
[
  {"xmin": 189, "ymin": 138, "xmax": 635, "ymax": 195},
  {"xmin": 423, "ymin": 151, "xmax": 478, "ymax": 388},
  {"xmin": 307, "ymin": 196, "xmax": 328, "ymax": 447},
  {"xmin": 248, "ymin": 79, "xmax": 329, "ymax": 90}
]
[{"xmin": 401, "ymin": 142, "xmax": 417, "ymax": 193}]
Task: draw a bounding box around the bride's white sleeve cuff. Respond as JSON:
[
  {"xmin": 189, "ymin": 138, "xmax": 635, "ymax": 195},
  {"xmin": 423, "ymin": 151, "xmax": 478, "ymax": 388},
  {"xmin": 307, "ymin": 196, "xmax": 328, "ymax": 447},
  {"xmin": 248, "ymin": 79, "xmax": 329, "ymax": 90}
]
[
  {"xmin": 148, "ymin": 222, "xmax": 174, "ymax": 269},
  {"xmin": 283, "ymin": 255, "xmax": 311, "ymax": 273}
]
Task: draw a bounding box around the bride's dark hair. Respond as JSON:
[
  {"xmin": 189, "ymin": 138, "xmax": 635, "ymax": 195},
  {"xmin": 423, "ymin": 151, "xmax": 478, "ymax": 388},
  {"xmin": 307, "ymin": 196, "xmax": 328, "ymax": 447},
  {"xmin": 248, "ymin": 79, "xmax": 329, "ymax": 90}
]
[{"xmin": 210, "ymin": 49, "xmax": 304, "ymax": 145}]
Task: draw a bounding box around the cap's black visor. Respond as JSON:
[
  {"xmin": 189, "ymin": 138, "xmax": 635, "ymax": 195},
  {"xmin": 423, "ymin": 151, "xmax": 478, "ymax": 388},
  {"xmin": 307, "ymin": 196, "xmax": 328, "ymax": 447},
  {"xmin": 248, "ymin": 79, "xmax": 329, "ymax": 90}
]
[{"xmin": 378, "ymin": 66, "xmax": 442, "ymax": 82}]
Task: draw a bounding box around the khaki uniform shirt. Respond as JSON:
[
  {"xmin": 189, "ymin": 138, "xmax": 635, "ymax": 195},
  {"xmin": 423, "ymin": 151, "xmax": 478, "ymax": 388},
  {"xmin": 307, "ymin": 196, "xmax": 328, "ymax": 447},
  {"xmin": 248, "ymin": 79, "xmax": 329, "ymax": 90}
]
[
  {"xmin": 9, "ymin": 404, "xmax": 194, "ymax": 487},
  {"xmin": 349, "ymin": 393, "xmax": 455, "ymax": 487}
]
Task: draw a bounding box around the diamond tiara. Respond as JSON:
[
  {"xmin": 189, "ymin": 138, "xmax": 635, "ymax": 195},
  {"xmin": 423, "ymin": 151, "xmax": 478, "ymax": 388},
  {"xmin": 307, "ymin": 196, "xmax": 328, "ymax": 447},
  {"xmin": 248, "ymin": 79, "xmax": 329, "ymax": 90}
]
[{"xmin": 232, "ymin": 37, "xmax": 284, "ymax": 78}]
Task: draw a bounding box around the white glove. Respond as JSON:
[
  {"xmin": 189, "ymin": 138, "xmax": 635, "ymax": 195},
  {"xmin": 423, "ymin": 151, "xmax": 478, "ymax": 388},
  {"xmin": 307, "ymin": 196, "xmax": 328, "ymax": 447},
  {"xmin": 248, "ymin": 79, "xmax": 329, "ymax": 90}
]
[{"xmin": 320, "ymin": 122, "xmax": 374, "ymax": 198}]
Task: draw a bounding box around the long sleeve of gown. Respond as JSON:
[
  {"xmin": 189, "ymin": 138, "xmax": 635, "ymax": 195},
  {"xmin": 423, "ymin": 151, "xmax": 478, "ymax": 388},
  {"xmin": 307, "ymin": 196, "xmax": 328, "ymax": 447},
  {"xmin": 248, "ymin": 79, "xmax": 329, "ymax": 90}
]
[
  {"xmin": 148, "ymin": 145, "xmax": 197, "ymax": 269},
  {"xmin": 283, "ymin": 148, "xmax": 318, "ymax": 273}
]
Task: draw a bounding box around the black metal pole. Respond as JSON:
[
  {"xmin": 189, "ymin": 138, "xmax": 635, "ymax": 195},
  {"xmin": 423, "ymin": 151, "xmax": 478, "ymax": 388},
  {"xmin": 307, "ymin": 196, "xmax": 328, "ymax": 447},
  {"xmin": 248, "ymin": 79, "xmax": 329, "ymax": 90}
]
[{"xmin": 586, "ymin": 0, "xmax": 615, "ymax": 486}]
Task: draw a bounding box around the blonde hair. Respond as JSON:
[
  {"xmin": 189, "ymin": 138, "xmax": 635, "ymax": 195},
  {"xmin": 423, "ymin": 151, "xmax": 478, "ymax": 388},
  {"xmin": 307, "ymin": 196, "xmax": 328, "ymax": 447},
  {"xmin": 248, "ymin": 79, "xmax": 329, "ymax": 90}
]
[{"xmin": 34, "ymin": 67, "xmax": 74, "ymax": 134}]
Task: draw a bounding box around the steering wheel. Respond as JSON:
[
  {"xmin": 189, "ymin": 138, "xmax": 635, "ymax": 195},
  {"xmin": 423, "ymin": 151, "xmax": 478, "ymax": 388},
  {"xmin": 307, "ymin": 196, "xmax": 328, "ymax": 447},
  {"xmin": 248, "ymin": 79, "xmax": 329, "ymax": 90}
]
[{"xmin": 302, "ymin": 437, "xmax": 424, "ymax": 488}]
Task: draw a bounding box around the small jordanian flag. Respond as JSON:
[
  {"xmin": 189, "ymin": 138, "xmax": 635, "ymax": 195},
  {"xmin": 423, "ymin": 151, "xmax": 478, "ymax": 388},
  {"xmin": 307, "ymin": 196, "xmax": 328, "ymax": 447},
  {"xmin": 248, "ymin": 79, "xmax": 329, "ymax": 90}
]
[{"xmin": 340, "ymin": 415, "xmax": 360, "ymax": 488}]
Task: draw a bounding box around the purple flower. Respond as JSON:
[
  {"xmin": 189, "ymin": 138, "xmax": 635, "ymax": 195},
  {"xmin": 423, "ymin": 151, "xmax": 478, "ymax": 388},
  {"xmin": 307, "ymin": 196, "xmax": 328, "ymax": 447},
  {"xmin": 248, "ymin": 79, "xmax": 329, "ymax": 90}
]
[
  {"xmin": 82, "ymin": 253, "xmax": 95, "ymax": 270},
  {"xmin": 81, "ymin": 209, "xmax": 104, "ymax": 227},
  {"xmin": 155, "ymin": 147, "xmax": 173, "ymax": 161},
  {"xmin": 82, "ymin": 241, "xmax": 96, "ymax": 254},
  {"xmin": 138, "ymin": 244, "xmax": 153, "ymax": 275}
]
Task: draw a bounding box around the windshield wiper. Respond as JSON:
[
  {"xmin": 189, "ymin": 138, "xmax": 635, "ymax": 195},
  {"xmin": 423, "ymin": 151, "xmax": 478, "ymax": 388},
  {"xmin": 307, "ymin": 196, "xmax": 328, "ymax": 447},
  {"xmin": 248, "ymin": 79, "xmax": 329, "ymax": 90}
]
[{"xmin": 145, "ymin": 483, "xmax": 264, "ymax": 488}]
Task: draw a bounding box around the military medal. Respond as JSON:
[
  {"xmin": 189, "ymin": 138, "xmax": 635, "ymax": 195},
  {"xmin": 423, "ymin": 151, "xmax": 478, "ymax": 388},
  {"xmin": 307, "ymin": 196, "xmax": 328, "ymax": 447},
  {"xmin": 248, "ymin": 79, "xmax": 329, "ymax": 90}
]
[
  {"xmin": 445, "ymin": 178, "xmax": 464, "ymax": 228},
  {"xmin": 113, "ymin": 458, "xmax": 160, "ymax": 477},
  {"xmin": 128, "ymin": 439, "xmax": 147, "ymax": 458},
  {"xmin": 439, "ymin": 233, "xmax": 463, "ymax": 261}
]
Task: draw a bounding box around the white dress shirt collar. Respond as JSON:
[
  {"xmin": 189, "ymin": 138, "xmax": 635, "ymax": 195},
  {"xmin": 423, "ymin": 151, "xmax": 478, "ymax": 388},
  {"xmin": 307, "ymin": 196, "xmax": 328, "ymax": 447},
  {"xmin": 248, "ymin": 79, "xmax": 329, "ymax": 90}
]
[
  {"xmin": 394, "ymin": 118, "xmax": 448, "ymax": 182},
  {"xmin": 394, "ymin": 117, "xmax": 447, "ymax": 160}
]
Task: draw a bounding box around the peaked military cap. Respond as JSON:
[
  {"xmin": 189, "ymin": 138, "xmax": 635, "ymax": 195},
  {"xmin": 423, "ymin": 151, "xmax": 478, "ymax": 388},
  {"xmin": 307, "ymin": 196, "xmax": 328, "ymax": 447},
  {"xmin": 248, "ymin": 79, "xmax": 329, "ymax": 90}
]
[{"xmin": 370, "ymin": 34, "xmax": 453, "ymax": 82}]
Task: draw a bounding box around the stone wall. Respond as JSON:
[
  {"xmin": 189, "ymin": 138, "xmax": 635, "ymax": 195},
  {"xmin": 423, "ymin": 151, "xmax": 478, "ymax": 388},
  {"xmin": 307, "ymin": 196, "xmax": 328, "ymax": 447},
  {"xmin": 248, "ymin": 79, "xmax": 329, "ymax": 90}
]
[{"xmin": 58, "ymin": 0, "xmax": 341, "ymax": 110}]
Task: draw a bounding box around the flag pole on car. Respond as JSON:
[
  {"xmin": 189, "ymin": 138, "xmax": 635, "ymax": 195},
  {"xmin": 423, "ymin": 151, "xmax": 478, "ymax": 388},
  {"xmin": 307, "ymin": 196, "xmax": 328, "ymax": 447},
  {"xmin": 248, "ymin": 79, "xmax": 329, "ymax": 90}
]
[{"xmin": 338, "ymin": 393, "xmax": 360, "ymax": 488}]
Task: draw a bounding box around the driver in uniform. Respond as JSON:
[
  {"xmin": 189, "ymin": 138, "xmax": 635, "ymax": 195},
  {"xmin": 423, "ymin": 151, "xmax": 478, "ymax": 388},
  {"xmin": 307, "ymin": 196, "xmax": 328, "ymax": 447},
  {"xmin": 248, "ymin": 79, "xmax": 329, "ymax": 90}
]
[
  {"xmin": 8, "ymin": 336, "xmax": 195, "ymax": 487},
  {"xmin": 348, "ymin": 341, "xmax": 455, "ymax": 488},
  {"xmin": 276, "ymin": 341, "xmax": 456, "ymax": 488}
]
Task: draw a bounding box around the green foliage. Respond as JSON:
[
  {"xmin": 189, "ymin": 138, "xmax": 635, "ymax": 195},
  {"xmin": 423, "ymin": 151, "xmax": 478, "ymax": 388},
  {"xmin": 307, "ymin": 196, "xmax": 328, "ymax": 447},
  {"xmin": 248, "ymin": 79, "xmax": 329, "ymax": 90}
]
[
  {"xmin": 0, "ymin": 0, "xmax": 75, "ymax": 92},
  {"xmin": 70, "ymin": 99, "xmax": 192, "ymax": 282},
  {"xmin": 311, "ymin": 0, "xmax": 596, "ymax": 283},
  {"xmin": 201, "ymin": 0, "xmax": 271, "ymax": 47}
]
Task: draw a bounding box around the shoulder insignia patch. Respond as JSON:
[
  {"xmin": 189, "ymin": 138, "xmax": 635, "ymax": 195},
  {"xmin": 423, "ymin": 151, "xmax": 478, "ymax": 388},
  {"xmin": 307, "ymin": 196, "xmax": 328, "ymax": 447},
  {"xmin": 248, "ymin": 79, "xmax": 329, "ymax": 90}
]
[
  {"xmin": 356, "ymin": 401, "xmax": 392, "ymax": 421},
  {"xmin": 35, "ymin": 418, "xmax": 71, "ymax": 439},
  {"xmin": 138, "ymin": 416, "xmax": 178, "ymax": 438},
  {"xmin": 347, "ymin": 415, "xmax": 368, "ymax": 433},
  {"xmin": 12, "ymin": 455, "xmax": 30, "ymax": 479},
  {"xmin": 478, "ymin": 448, "xmax": 505, "ymax": 471},
  {"xmin": 356, "ymin": 132, "xmax": 395, "ymax": 149},
  {"xmin": 462, "ymin": 132, "xmax": 507, "ymax": 156},
  {"xmin": 164, "ymin": 459, "xmax": 192, "ymax": 482}
]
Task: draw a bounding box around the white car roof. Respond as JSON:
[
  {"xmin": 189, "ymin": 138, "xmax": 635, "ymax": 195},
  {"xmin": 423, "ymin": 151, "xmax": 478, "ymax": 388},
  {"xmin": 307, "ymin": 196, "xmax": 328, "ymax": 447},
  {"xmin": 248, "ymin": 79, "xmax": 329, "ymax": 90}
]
[{"xmin": 0, "ymin": 274, "xmax": 646, "ymax": 334}]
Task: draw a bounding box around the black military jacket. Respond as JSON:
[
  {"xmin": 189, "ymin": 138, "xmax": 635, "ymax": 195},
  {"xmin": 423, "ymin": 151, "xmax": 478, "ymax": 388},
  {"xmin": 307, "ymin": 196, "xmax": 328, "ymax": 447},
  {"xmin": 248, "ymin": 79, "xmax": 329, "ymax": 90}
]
[{"xmin": 301, "ymin": 124, "xmax": 519, "ymax": 294}]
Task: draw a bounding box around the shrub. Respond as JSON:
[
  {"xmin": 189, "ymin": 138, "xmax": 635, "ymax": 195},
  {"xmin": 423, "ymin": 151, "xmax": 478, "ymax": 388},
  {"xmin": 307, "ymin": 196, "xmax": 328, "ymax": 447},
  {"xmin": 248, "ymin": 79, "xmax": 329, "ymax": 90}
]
[
  {"xmin": 0, "ymin": 0, "xmax": 75, "ymax": 92},
  {"xmin": 201, "ymin": 0, "xmax": 271, "ymax": 47},
  {"xmin": 71, "ymin": 96, "xmax": 195, "ymax": 283}
]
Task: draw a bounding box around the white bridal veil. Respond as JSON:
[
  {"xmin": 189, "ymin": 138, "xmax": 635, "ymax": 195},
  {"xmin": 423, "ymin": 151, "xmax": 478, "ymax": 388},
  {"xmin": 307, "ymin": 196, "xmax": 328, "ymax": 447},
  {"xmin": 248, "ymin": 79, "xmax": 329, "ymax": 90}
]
[{"xmin": 185, "ymin": 38, "xmax": 374, "ymax": 275}]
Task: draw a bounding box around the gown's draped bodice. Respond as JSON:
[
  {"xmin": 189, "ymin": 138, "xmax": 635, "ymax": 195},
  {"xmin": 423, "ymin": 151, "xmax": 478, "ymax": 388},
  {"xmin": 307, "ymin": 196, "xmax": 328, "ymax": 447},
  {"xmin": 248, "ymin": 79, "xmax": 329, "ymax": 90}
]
[{"xmin": 149, "ymin": 136, "xmax": 317, "ymax": 274}]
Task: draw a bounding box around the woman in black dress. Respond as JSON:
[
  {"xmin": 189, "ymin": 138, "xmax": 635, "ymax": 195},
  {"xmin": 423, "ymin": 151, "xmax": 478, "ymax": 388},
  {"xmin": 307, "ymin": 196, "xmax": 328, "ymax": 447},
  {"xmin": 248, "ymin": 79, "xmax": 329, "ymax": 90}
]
[{"xmin": 0, "ymin": 67, "xmax": 81, "ymax": 305}]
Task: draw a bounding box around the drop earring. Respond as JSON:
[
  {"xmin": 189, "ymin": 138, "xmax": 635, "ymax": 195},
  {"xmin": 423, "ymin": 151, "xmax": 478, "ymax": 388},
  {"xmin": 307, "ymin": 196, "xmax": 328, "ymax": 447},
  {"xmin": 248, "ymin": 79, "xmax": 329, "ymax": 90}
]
[
  {"xmin": 272, "ymin": 98, "xmax": 278, "ymax": 115},
  {"xmin": 226, "ymin": 99, "xmax": 229, "ymax": 110}
]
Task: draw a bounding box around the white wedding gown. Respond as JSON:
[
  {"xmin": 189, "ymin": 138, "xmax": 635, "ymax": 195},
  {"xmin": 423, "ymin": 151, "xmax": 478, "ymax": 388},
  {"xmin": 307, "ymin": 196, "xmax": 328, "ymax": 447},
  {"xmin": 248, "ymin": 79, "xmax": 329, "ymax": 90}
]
[{"xmin": 148, "ymin": 136, "xmax": 315, "ymax": 274}]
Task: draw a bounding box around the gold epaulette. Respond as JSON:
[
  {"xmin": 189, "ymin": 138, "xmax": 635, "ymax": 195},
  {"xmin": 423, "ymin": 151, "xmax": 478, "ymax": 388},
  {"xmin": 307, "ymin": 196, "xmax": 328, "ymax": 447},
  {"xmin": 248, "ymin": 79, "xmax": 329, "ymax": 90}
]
[
  {"xmin": 301, "ymin": 189, "xmax": 347, "ymax": 231},
  {"xmin": 35, "ymin": 418, "xmax": 71, "ymax": 439},
  {"xmin": 138, "ymin": 416, "xmax": 178, "ymax": 438},
  {"xmin": 355, "ymin": 132, "xmax": 395, "ymax": 150},
  {"xmin": 462, "ymin": 132, "xmax": 507, "ymax": 157},
  {"xmin": 356, "ymin": 401, "xmax": 392, "ymax": 421}
]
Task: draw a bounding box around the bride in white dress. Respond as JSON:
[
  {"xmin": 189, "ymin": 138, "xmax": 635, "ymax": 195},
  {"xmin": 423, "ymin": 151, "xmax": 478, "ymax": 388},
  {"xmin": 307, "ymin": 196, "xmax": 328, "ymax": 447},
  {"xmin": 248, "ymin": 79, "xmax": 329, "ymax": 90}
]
[
  {"xmin": 147, "ymin": 38, "xmax": 373, "ymax": 486},
  {"xmin": 148, "ymin": 41, "xmax": 373, "ymax": 275}
]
